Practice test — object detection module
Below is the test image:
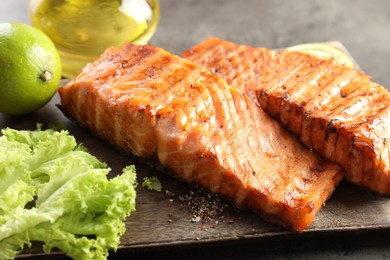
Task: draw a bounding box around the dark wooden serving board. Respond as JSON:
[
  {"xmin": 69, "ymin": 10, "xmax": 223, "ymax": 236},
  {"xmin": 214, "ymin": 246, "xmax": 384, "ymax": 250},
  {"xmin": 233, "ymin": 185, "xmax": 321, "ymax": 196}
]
[{"xmin": 3, "ymin": 42, "xmax": 390, "ymax": 259}]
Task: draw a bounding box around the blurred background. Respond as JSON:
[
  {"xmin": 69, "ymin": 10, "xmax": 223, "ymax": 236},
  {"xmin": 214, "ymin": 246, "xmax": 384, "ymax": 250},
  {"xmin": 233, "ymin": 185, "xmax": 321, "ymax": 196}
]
[{"xmin": 2, "ymin": 0, "xmax": 389, "ymax": 86}]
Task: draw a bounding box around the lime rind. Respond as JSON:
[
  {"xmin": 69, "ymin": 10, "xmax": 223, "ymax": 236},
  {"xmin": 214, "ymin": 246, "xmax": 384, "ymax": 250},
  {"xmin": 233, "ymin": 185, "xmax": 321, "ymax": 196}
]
[
  {"xmin": 0, "ymin": 22, "xmax": 61, "ymax": 115},
  {"xmin": 286, "ymin": 43, "xmax": 355, "ymax": 68}
]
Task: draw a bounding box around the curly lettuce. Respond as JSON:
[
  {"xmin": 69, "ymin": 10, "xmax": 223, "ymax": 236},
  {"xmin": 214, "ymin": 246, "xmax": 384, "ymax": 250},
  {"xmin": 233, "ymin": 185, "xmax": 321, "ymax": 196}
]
[
  {"xmin": 142, "ymin": 176, "xmax": 162, "ymax": 192},
  {"xmin": 0, "ymin": 127, "xmax": 137, "ymax": 259}
]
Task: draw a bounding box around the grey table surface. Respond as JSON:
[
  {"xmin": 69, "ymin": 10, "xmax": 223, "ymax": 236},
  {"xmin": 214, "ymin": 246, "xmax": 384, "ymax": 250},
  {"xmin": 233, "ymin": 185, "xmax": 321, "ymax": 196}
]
[{"xmin": 2, "ymin": 0, "xmax": 390, "ymax": 259}]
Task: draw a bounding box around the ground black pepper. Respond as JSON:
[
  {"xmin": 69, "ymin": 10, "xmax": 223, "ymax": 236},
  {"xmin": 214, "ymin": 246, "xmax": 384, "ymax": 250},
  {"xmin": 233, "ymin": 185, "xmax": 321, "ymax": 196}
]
[{"xmin": 175, "ymin": 188, "xmax": 231, "ymax": 225}]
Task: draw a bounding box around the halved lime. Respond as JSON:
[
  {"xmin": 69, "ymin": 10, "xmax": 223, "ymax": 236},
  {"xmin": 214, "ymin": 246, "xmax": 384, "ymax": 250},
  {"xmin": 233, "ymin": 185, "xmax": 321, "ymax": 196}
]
[{"xmin": 286, "ymin": 43, "xmax": 355, "ymax": 68}]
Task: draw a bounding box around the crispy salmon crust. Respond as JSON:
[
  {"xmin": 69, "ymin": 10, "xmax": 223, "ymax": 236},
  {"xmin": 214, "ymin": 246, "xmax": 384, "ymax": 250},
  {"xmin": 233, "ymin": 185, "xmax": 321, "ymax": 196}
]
[
  {"xmin": 59, "ymin": 43, "xmax": 342, "ymax": 231},
  {"xmin": 183, "ymin": 37, "xmax": 390, "ymax": 195}
]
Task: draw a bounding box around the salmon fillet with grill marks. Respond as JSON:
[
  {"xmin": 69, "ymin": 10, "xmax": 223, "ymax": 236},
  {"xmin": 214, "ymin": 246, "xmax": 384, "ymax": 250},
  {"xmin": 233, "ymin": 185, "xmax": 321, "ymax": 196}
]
[
  {"xmin": 59, "ymin": 43, "xmax": 343, "ymax": 231},
  {"xmin": 183, "ymin": 37, "xmax": 390, "ymax": 195},
  {"xmin": 258, "ymin": 50, "xmax": 390, "ymax": 195}
]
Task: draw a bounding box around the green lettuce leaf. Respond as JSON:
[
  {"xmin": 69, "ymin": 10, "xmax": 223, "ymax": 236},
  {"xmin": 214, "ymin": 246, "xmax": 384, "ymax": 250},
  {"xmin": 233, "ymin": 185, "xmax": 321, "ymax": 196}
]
[
  {"xmin": 142, "ymin": 176, "xmax": 162, "ymax": 192},
  {"xmin": 0, "ymin": 127, "xmax": 137, "ymax": 259}
]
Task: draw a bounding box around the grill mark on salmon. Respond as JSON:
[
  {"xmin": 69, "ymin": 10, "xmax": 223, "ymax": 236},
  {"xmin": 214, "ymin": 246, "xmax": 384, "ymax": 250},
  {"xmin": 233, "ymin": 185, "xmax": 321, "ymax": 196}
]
[
  {"xmin": 59, "ymin": 43, "xmax": 343, "ymax": 231},
  {"xmin": 298, "ymin": 69, "xmax": 365, "ymax": 149},
  {"xmin": 258, "ymin": 50, "xmax": 390, "ymax": 194},
  {"xmin": 183, "ymin": 37, "xmax": 277, "ymax": 104},
  {"xmin": 278, "ymin": 60, "xmax": 330, "ymax": 132}
]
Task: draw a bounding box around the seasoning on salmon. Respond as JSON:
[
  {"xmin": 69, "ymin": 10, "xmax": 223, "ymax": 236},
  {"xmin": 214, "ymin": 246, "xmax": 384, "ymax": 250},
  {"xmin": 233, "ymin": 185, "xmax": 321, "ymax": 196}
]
[
  {"xmin": 258, "ymin": 50, "xmax": 390, "ymax": 195},
  {"xmin": 59, "ymin": 43, "xmax": 343, "ymax": 231}
]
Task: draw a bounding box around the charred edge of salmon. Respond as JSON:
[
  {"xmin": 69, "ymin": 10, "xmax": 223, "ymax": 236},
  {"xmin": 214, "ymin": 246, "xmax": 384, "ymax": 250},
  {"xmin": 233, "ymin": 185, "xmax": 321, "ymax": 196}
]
[
  {"xmin": 59, "ymin": 43, "xmax": 343, "ymax": 232},
  {"xmin": 256, "ymin": 50, "xmax": 390, "ymax": 195}
]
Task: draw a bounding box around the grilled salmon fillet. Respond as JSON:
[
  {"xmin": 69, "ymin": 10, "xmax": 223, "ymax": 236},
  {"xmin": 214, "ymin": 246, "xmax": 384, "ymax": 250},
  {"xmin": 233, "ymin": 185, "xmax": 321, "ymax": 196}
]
[
  {"xmin": 184, "ymin": 38, "xmax": 390, "ymax": 195},
  {"xmin": 258, "ymin": 50, "xmax": 390, "ymax": 195},
  {"xmin": 59, "ymin": 43, "xmax": 342, "ymax": 231}
]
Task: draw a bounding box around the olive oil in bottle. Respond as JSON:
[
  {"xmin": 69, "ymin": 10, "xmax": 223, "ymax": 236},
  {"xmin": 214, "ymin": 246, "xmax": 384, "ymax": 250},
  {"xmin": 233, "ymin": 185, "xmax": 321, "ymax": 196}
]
[{"xmin": 29, "ymin": 0, "xmax": 160, "ymax": 78}]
